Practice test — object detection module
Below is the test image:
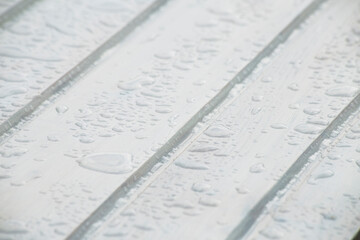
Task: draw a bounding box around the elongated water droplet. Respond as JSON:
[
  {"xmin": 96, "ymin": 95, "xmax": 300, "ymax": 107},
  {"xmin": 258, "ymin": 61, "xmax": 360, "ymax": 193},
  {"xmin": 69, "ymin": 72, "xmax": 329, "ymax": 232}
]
[{"xmin": 77, "ymin": 153, "xmax": 132, "ymax": 174}]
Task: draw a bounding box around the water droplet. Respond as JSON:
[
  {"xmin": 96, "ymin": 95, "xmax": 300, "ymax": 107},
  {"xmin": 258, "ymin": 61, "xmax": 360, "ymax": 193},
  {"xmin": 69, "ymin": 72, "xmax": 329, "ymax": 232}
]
[
  {"xmin": 314, "ymin": 170, "xmax": 334, "ymax": 180},
  {"xmin": 321, "ymin": 211, "xmax": 337, "ymax": 220},
  {"xmin": 252, "ymin": 95, "xmax": 263, "ymax": 102},
  {"xmin": 164, "ymin": 200, "xmax": 194, "ymax": 209},
  {"xmin": 236, "ymin": 186, "xmax": 249, "ymax": 194},
  {"xmin": 154, "ymin": 51, "xmax": 174, "ymax": 60},
  {"xmin": 47, "ymin": 134, "xmax": 60, "ymax": 142},
  {"xmin": 303, "ymin": 107, "xmax": 321, "ymax": 116},
  {"xmin": 118, "ymin": 81, "xmax": 141, "ymax": 91},
  {"xmin": 325, "ymin": 85, "xmax": 358, "ymax": 97},
  {"xmin": 294, "ymin": 124, "xmax": 323, "ymax": 135},
  {"xmin": 56, "ymin": 106, "xmax": 68, "ymax": 114},
  {"xmin": 175, "ymin": 160, "xmax": 209, "ymax": 170},
  {"xmin": 288, "ymin": 103, "xmax": 300, "ymax": 109},
  {"xmin": 77, "ymin": 153, "xmax": 132, "ymax": 174},
  {"xmin": 288, "ymin": 83, "xmax": 299, "ymax": 91},
  {"xmin": 192, "ymin": 182, "xmax": 211, "ymax": 192},
  {"xmin": 259, "ymin": 226, "xmax": 284, "ymax": 239},
  {"xmin": 198, "ymin": 197, "xmax": 220, "ymax": 207},
  {"xmin": 307, "ymin": 119, "xmax": 328, "ymax": 126},
  {"xmin": 204, "ymin": 125, "xmax": 231, "ymax": 138},
  {"xmin": 270, "ymin": 123, "xmax": 287, "ymax": 129},
  {"xmin": 189, "ymin": 145, "xmax": 218, "ymax": 152},
  {"xmin": 250, "ymin": 163, "xmax": 265, "ymax": 173},
  {"xmin": 79, "ymin": 137, "xmax": 95, "ymax": 144},
  {"xmin": 261, "ymin": 77, "xmax": 272, "ymax": 83}
]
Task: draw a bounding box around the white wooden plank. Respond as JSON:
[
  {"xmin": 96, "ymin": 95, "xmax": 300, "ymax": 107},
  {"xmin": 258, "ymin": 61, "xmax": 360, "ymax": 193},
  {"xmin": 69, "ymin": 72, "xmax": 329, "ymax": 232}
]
[
  {"xmin": 0, "ymin": 0, "xmax": 316, "ymax": 239},
  {"xmin": 0, "ymin": 0, "xmax": 159, "ymax": 131},
  {"xmin": 245, "ymin": 107, "xmax": 360, "ymax": 240},
  {"xmin": 86, "ymin": 0, "xmax": 360, "ymax": 239}
]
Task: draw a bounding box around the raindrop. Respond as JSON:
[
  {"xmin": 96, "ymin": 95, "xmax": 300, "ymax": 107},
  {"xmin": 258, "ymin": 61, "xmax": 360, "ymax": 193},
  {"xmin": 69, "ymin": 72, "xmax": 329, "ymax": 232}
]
[
  {"xmin": 270, "ymin": 123, "xmax": 287, "ymax": 130},
  {"xmin": 250, "ymin": 163, "xmax": 265, "ymax": 173},
  {"xmin": 77, "ymin": 153, "xmax": 132, "ymax": 174},
  {"xmin": 294, "ymin": 124, "xmax": 323, "ymax": 135},
  {"xmin": 192, "ymin": 182, "xmax": 211, "ymax": 192},
  {"xmin": 325, "ymin": 85, "xmax": 358, "ymax": 97},
  {"xmin": 204, "ymin": 125, "xmax": 231, "ymax": 138},
  {"xmin": 175, "ymin": 160, "xmax": 209, "ymax": 170},
  {"xmin": 198, "ymin": 197, "xmax": 220, "ymax": 207},
  {"xmin": 314, "ymin": 170, "xmax": 334, "ymax": 180}
]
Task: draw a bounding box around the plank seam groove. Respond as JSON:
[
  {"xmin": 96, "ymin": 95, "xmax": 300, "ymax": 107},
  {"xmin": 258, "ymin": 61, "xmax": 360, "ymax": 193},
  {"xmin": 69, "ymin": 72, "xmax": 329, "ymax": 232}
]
[
  {"xmin": 226, "ymin": 77, "xmax": 360, "ymax": 238},
  {"xmin": 0, "ymin": 0, "xmax": 169, "ymax": 139},
  {"xmin": 0, "ymin": 0, "xmax": 39, "ymax": 26},
  {"xmin": 65, "ymin": 0, "xmax": 326, "ymax": 239}
]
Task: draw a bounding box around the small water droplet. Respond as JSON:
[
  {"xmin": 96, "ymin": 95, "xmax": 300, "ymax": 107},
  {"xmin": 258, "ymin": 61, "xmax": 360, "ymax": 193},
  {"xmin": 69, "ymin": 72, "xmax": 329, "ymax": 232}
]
[
  {"xmin": 250, "ymin": 163, "xmax": 265, "ymax": 173},
  {"xmin": 252, "ymin": 95, "xmax": 263, "ymax": 102},
  {"xmin": 314, "ymin": 170, "xmax": 334, "ymax": 180},
  {"xmin": 56, "ymin": 106, "xmax": 68, "ymax": 114},
  {"xmin": 303, "ymin": 107, "xmax": 321, "ymax": 116},
  {"xmin": 259, "ymin": 226, "xmax": 284, "ymax": 239},
  {"xmin": 236, "ymin": 186, "xmax": 249, "ymax": 194},
  {"xmin": 175, "ymin": 160, "xmax": 209, "ymax": 170},
  {"xmin": 192, "ymin": 182, "xmax": 211, "ymax": 192},
  {"xmin": 288, "ymin": 83, "xmax": 299, "ymax": 91},
  {"xmin": 270, "ymin": 123, "xmax": 287, "ymax": 130}
]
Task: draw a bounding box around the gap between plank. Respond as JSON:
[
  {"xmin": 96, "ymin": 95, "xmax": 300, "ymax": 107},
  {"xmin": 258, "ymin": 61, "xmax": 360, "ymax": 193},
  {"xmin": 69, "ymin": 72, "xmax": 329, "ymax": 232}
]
[{"xmin": 66, "ymin": 0, "xmax": 326, "ymax": 239}]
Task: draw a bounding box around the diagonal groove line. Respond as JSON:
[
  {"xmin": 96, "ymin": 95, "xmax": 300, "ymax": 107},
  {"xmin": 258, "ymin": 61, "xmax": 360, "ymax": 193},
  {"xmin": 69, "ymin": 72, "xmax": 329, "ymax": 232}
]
[
  {"xmin": 66, "ymin": 0, "xmax": 325, "ymax": 239},
  {"xmin": 0, "ymin": 0, "xmax": 39, "ymax": 26},
  {"xmin": 226, "ymin": 94, "xmax": 360, "ymax": 240},
  {"xmin": 0, "ymin": 0, "xmax": 169, "ymax": 138}
]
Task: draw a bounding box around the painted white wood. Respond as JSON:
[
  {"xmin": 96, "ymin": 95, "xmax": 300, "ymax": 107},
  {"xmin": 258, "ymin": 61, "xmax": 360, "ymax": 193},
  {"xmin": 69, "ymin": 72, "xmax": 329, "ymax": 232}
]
[
  {"xmin": 0, "ymin": 0, "xmax": 316, "ymax": 239},
  {"xmin": 0, "ymin": 0, "xmax": 156, "ymax": 126},
  {"xmin": 86, "ymin": 0, "xmax": 360, "ymax": 239},
  {"xmin": 246, "ymin": 107, "xmax": 360, "ymax": 240}
]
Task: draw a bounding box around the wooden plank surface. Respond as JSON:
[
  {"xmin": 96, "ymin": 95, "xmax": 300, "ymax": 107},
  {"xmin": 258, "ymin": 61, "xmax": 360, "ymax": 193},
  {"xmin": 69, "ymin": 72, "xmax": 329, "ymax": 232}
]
[
  {"xmin": 79, "ymin": 0, "xmax": 359, "ymax": 239},
  {"xmin": 246, "ymin": 105, "xmax": 360, "ymax": 240},
  {"xmin": 0, "ymin": 0, "xmax": 318, "ymax": 239},
  {"xmin": 1, "ymin": 0, "xmax": 359, "ymax": 239},
  {"xmin": 0, "ymin": 0, "xmax": 159, "ymax": 132}
]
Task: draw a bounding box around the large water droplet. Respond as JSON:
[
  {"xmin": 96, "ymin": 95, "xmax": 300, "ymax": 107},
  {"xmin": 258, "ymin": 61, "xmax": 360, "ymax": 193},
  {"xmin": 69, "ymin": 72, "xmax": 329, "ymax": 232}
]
[
  {"xmin": 314, "ymin": 170, "xmax": 334, "ymax": 180},
  {"xmin": 250, "ymin": 163, "xmax": 265, "ymax": 173},
  {"xmin": 294, "ymin": 124, "xmax": 323, "ymax": 135},
  {"xmin": 175, "ymin": 160, "xmax": 209, "ymax": 170},
  {"xmin": 325, "ymin": 85, "xmax": 358, "ymax": 97},
  {"xmin": 77, "ymin": 153, "xmax": 132, "ymax": 174},
  {"xmin": 204, "ymin": 125, "xmax": 231, "ymax": 138}
]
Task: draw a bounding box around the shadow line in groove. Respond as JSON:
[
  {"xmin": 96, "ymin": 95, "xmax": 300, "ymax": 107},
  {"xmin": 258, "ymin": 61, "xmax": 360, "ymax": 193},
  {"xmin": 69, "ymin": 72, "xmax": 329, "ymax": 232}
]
[
  {"xmin": 65, "ymin": 0, "xmax": 326, "ymax": 239},
  {"xmin": 0, "ymin": 0, "xmax": 169, "ymax": 138}
]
